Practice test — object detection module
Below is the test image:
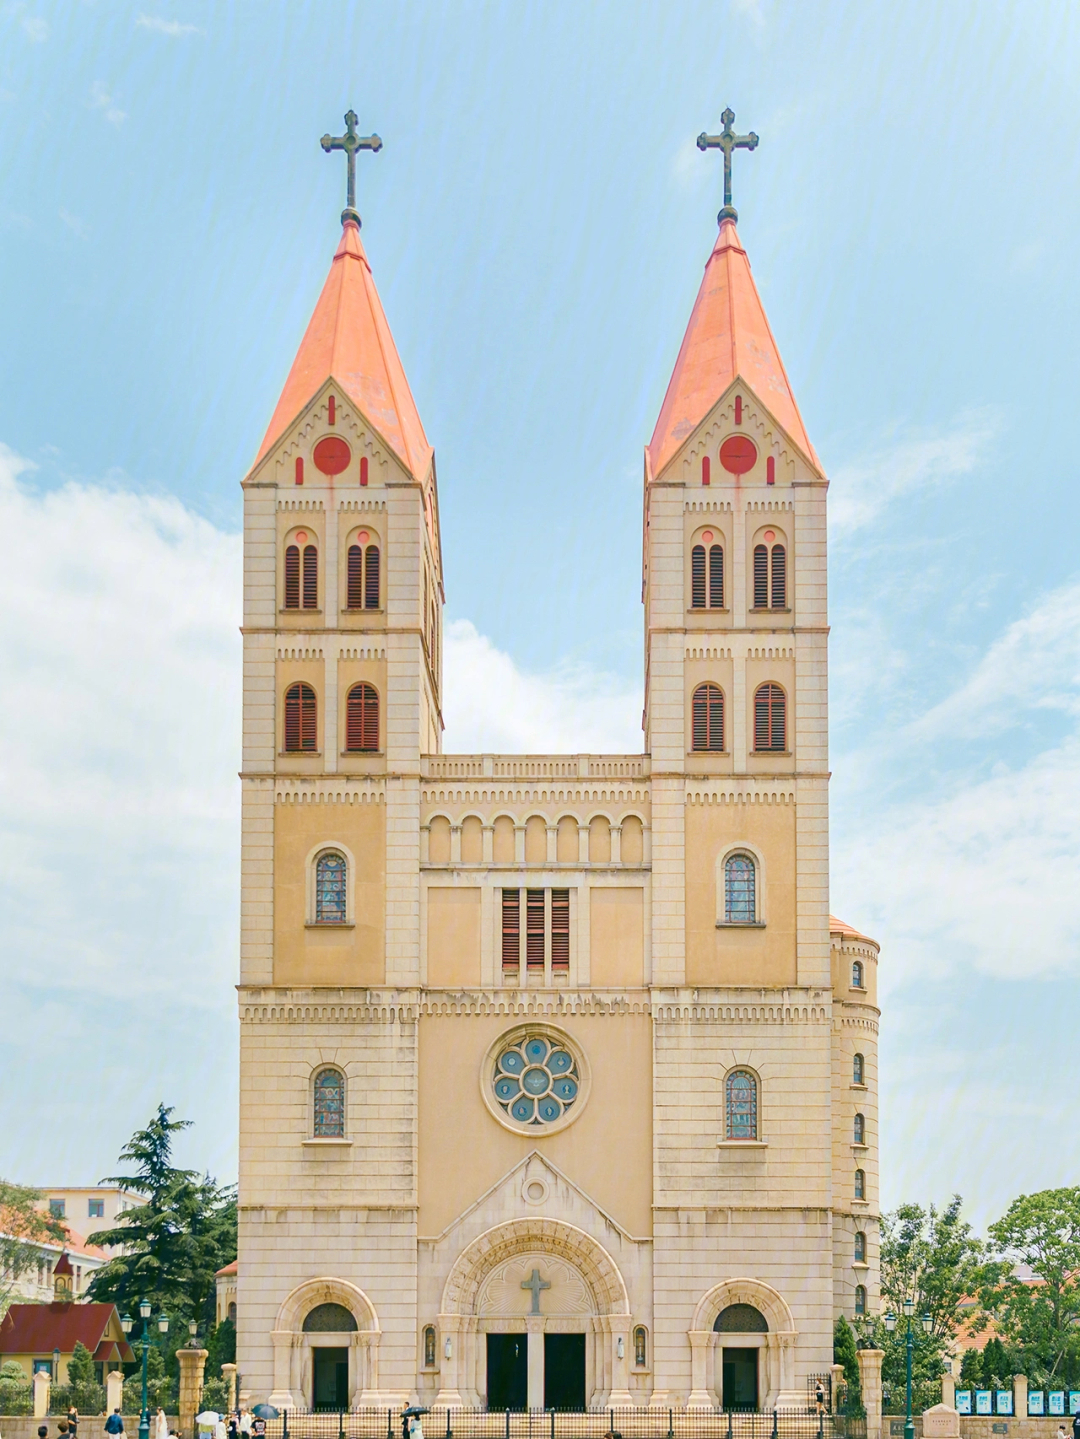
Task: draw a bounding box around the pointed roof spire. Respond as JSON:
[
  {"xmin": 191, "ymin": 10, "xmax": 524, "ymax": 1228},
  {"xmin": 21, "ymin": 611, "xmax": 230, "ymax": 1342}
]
[
  {"xmin": 647, "ymin": 217, "xmax": 819, "ymax": 477},
  {"xmin": 252, "ymin": 218, "xmax": 432, "ymax": 478}
]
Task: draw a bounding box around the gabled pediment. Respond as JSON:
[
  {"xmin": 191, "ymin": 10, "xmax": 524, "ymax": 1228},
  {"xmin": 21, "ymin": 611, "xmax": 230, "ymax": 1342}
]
[{"xmin": 656, "ymin": 379, "xmax": 822, "ymax": 490}]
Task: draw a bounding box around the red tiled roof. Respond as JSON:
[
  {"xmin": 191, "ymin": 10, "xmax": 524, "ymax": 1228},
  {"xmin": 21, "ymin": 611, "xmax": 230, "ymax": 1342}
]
[
  {"xmin": 830, "ymin": 915, "xmax": 879, "ymax": 948},
  {"xmin": 216, "ymin": 1260, "xmax": 238, "ymax": 1276},
  {"xmin": 0, "ymin": 1303, "xmax": 132, "ymax": 1361}
]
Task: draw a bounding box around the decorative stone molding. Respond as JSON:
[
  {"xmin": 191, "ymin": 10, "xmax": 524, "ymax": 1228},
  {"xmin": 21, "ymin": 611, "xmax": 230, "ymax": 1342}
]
[
  {"xmin": 691, "ymin": 1277, "xmax": 796, "ymax": 1334},
  {"xmin": 441, "ymin": 1218, "xmax": 630, "ymax": 1318}
]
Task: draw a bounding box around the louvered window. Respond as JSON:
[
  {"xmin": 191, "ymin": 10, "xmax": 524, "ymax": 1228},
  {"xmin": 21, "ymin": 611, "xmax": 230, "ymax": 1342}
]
[
  {"xmin": 753, "ymin": 543, "xmax": 786, "ymax": 609},
  {"xmin": 771, "ymin": 544, "xmax": 786, "ymax": 607},
  {"xmin": 724, "ymin": 854, "xmax": 756, "ymax": 924},
  {"xmin": 284, "ymin": 545, "xmax": 300, "ymax": 609},
  {"xmin": 365, "ymin": 546, "xmax": 380, "ymax": 608},
  {"xmin": 709, "ymin": 545, "xmax": 724, "ymax": 608},
  {"xmin": 315, "ymin": 852, "xmax": 347, "ymax": 923},
  {"xmin": 691, "ymin": 545, "xmax": 706, "ymax": 608},
  {"xmin": 347, "ymin": 546, "xmax": 363, "ymax": 609},
  {"xmin": 753, "ymin": 683, "xmax": 785, "ymax": 752},
  {"xmin": 284, "ymin": 682, "xmax": 317, "ymax": 751},
  {"xmin": 345, "ymin": 683, "xmax": 379, "ymax": 752},
  {"xmin": 526, "ymin": 889, "xmax": 545, "ymax": 971},
  {"xmin": 346, "ymin": 544, "xmax": 381, "ymax": 610},
  {"xmin": 551, "ymin": 889, "xmax": 570, "ymax": 972},
  {"xmin": 501, "ymin": 889, "xmax": 520, "ymax": 973},
  {"xmin": 753, "ymin": 544, "xmax": 768, "ymax": 608},
  {"xmin": 725, "ymin": 1069, "xmax": 758, "ymax": 1140},
  {"xmin": 691, "ymin": 683, "xmax": 724, "ymax": 752},
  {"xmin": 302, "ymin": 545, "xmax": 318, "ymax": 608}
]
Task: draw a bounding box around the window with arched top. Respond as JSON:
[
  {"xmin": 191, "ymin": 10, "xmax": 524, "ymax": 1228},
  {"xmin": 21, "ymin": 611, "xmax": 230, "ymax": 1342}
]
[
  {"xmin": 347, "ymin": 542, "xmax": 380, "ymax": 610},
  {"xmin": 423, "ymin": 1326, "xmax": 436, "ymax": 1368},
  {"xmin": 691, "ymin": 544, "xmax": 725, "ymax": 609},
  {"xmin": 345, "ymin": 682, "xmax": 379, "ymax": 752},
  {"xmin": 753, "ymin": 683, "xmax": 786, "ymax": 752},
  {"xmin": 752, "ymin": 543, "xmax": 786, "ymax": 609},
  {"xmin": 714, "ymin": 1304, "xmax": 768, "ymax": 1332},
  {"xmin": 634, "ymin": 1326, "xmax": 647, "ymax": 1367},
  {"xmin": 724, "ymin": 853, "xmax": 756, "ymax": 924},
  {"xmin": 315, "ymin": 852, "xmax": 347, "ymax": 924},
  {"xmin": 853, "ymin": 1053, "xmax": 865, "ymax": 1085},
  {"xmin": 725, "ymin": 1069, "xmax": 758, "ymax": 1140},
  {"xmin": 692, "ymin": 683, "xmax": 724, "ymax": 751},
  {"xmin": 284, "ymin": 682, "xmax": 317, "ymax": 751},
  {"xmin": 285, "ymin": 543, "xmax": 319, "ymax": 610},
  {"xmin": 854, "ymin": 1285, "xmax": 866, "ymax": 1315},
  {"xmin": 855, "ymin": 1169, "xmax": 865, "ymax": 1200},
  {"xmin": 852, "ymin": 960, "xmax": 865, "ymax": 989},
  {"xmin": 854, "ymin": 1112, "xmax": 865, "ymax": 1144},
  {"xmin": 854, "ymin": 1231, "xmax": 866, "ymax": 1263},
  {"xmin": 313, "ymin": 1068, "xmax": 344, "ymax": 1138},
  {"xmin": 303, "ymin": 1302, "xmax": 357, "ymax": 1332},
  {"xmin": 228, "ymin": 1301, "xmax": 237, "ymax": 1323}
]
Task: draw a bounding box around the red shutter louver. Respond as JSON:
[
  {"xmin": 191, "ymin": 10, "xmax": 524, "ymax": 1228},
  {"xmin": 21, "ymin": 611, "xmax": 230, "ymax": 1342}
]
[
  {"xmin": 709, "ymin": 545, "xmax": 724, "ymax": 608},
  {"xmin": 284, "ymin": 545, "xmax": 300, "ymax": 609},
  {"xmin": 501, "ymin": 889, "xmax": 520, "ymax": 972},
  {"xmin": 551, "ymin": 890, "xmax": 570, "ymax": 971},
  {"xmin": 691, "ymin": 545, "xmax": 706, "ymax": 608},
  {"xmin": 753, "ymin": 544, "xmax": 768, "ymax": 608},
  {"xmin": 284, "ymin": 682, "xmax": 317, "ymax": 752},
  {"xmin": 692, "ymin": 683, "xmax": 723, "ymax": 751},
  {"xmin": 364, "ymin": 545, "xmax": 380, "ymax": 609},
  {"xmin": 754, "ymin": 683, "xmax": 785, "ymax": 752},
  {"xmin": 346, "ymin": 546, "xmax": 363, "ymax": 609},
  {"xmin": 302, "ymin": 545, "xmax": 318, "ymax": 608},
  {"xmin": 526, "ymin": 889, "xmax": 545, "ymax": 970},
  {"xmin": 345, "ymin": 683, "xmax": 379, "ymax": 752},
  {"xmin": 771, "ymin": 544, "xmax": 786, "ymax": 608}
]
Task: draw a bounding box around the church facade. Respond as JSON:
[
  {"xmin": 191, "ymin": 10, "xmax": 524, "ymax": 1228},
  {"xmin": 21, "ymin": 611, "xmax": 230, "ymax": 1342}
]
[{"xmin": 235, "ymin": 164, "xmax": 881, "ymax": 1413}]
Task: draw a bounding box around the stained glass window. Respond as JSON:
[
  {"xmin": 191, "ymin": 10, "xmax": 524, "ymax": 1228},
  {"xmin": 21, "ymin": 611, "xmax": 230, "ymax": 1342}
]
[
  {"xmin": 725, "ymin": 854, "xmax": 756, "ymax": 924},
  {"xmin": 854, "ymin": 1232, "xmax": 866, "ymax": 1262},
  {"xmin": 854, "ymin": 1112, "xmax": 865, "ymax": 1144},
  {"xmin": 316, "ymin": 852, "xmax": 347, "ymax": 923},
  {"xmin": 725, "ymin": 1069, "xmax": 758, "ymax": 1140},
  {"xmin": 853, "ymin": 1053, "xmax": 864, "ymax": 1084},
  {"xmin": 493, "ymin": 1034, "xmax": 579, "ymax": 1128},
  {"xmin": 313, "ymin": 1068, "xmax": 344, "ymax": 1137},
  {"xmin": 424, "ymin": 1327, "xmax": 436, "ymax": 1367},
  {"xmin": 634, "ymin": 1327, "xmax": 647, "ymax": 1367},
  {"xmin": 855, "ymin": 1169, "xmax": 865, "ymax": 1199}
]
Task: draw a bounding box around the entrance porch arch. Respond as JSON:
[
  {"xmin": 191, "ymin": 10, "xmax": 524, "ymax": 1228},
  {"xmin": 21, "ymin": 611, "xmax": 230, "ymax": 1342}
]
[
  {"xmin": 269, "ymin": 1278, "xmax": 383, "ymax": 1410},
  {"xmin": 688, "ymin": 1279, "xmax": 798, "ymax": 1412}
]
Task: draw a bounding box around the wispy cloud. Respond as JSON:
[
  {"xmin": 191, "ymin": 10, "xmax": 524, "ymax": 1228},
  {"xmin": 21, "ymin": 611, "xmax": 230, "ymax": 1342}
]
[
  {"xmin": 20, "ymin": 13, "xmax": 47, "ymax": 41},
  {"xmin": 829, "ymin": 409, "xmax": 997, "ymax": 538},
  {"xmin": 135, "ymin": 14, "xmax": 204, "ymax": 36},
  {"xmin": 59, "ymin": 208, "xmax": 88, "ymax": 239},
  {"xmin": 90, "ymin": 80, "xmax": 126, "ymax": 125}
]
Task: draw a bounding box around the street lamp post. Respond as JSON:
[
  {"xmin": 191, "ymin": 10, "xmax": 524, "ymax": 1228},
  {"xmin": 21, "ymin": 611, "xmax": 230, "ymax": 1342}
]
[
  {"xmin": 121, "ymin": 1302, "xmax": 169, "ymax": 1439},
  {"xmin": 884, "ymin": 1302, "xmax": 933, "ymax": 1439}
]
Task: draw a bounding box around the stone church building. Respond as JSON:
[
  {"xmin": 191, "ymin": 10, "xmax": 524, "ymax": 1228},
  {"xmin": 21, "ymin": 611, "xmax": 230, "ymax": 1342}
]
[{"xmin": 236, "ymin": 151, "xmax": 881, "ymax": 1412}]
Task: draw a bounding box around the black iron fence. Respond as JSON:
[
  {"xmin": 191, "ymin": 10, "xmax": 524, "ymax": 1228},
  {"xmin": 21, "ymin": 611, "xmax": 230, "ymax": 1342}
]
[{"xmin": 265, "ymin": 1409, "xmax": 866, "ymax": 1439}]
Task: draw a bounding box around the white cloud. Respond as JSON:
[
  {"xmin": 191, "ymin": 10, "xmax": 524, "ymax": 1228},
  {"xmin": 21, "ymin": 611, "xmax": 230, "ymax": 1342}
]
[
  {"xmin": 829, "ymin": 409, "xmax": 997, "ymax": 538},
  {"xmin": 59, "ymin": 208, "xmax": 88, "ymax": 238},
  {"xmin": 90, "ymin": 80, "xmax": 126, "ymax": 125},
  {"xmin": 20, "ymin": 13, "xmax": 47, "ymax": 41},
  {"xmin": 442, "ymin": 619, "xmax": 641, "ymax": 754},
  {"xmin": 135, "ymin": 14, "xmax": 204, "ymax": 36}
]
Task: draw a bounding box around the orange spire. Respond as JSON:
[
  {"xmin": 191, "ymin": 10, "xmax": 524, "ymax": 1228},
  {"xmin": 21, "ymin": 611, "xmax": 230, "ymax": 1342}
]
[
  {"xmin": 253, "ymin": 219, "xmax": 431, "ymax": 479},
  {"xmin": 648, "ymin": 218, "xmax": 819, "ymax": 477}
]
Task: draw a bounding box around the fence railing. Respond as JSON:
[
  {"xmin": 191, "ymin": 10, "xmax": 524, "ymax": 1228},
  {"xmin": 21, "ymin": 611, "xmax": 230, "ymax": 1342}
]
[{"xmin": 265, "ymin": 1410, "xmax": 866, "ymax": 1439}]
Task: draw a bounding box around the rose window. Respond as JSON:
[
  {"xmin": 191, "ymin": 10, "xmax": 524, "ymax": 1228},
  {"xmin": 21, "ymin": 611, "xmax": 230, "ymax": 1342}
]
[{"xmin": 492, "ymin": 1035, "xmax": 580, "ymax": 1126}]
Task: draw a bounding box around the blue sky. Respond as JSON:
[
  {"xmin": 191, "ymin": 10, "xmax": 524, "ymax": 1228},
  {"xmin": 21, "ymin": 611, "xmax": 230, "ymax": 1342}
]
[{"xmin": 0, "ymin": 0, "xmax": 1078, "ymax": 1234}]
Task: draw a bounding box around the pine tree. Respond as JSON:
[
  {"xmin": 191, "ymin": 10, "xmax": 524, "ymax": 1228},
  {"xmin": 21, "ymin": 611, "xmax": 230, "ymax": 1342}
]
[
  {"xmin": 834, "ymin": 1316, "xmax": 865, "ymax": 1414},
  {"xmin": 959, "ymin": 1348, "xmax": 983, "ymax": 1390},
  {"xmin": 64, "ymin": 1341, "xmax": 105, "ymax": 1413}
]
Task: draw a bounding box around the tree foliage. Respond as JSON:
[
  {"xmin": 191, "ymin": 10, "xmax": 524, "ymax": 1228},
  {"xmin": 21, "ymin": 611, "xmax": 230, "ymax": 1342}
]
[
  {"xmin": 0, "ymin": 1179, "xmax": 67, "ymax": 1313},
  {"xmin": 86, "ymin": 1104, "xmax": 236, "ymax": 1331},
  {"xmin": 834, "ymin": 1316, "xmax": 865, "ymax": 1414},
  {"xmin": 52, "ymin": 1342, "xmax": 105, "ymax": 1415},
  {"xmin": 0, "ymin": 1360, "xmax": 32, "ymax": 1416}
]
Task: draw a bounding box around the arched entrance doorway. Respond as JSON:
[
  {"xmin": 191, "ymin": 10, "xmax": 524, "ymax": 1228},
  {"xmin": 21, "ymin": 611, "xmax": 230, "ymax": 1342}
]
[
  {"xmin": 688, "ymin": 1280, "xmax": 799, "ymax": 1411},
  {"xmin": 437, "ymin": 1219, "xmax": 632, "ymax": 1409},
  {"xmin": 269, "ymin": 1279, "xmax": 382, "ymax": 1410}
]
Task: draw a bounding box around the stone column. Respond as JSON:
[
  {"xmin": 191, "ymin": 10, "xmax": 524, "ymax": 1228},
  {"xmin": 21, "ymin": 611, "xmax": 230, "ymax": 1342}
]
[
  {"xmin": 33, "ymin": 1369, "xmax": 50, "ymax": 1419},
  {"xmin": 688, "ymin": 1330, "xmax": 714, "ymax": 1408},
  {"xmin": 268, "ymin": 1330, "xmax": 297, "ymax": 1408},
  {"xmin": 434, "ymin": 1317, "xmax": 464, "ymax": 1406},
  {"xmin": 526, "ymin": 1318, "xmax": 544, "ymax": 1410},
  {"xmin": 176, "ymin": 1348, "xmax": 208, "ymax": 1439},
  {"xmin": 1013, "ymin": 1374, "xmax": 1028, "ymax": 1419},
  {"xmin": 833, "ymin": 1364, "xmax": 846, "ymax": 1410},
  {"xmin": 941, "ymin": 1374, "xmax": 955, "ymax": 1410},
  {"xmin": 858, "ymin": 1349, "xmax": 885, "ymax": 1439},
  {"xmin": 358, "ymin": 1331, "xmax": 383, "ymax": 1405},
  {"xmin": 221, "ymin": 1364, "xmax": 238, "ymax": 1414},
  {"xmin": 106, "ymin": 1369, "xmax": 125, "ymax": 1415},
  {"xmin": 608, "ymin": 1320, "xmax": 633, "ymax": 1406}
]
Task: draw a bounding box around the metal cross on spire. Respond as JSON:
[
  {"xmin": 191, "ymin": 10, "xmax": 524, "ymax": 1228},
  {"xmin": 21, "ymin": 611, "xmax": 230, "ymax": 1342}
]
[
  {"xmin": 696, "ymin": 108, "xmax": 759, "ymax": 225},
  {"xmin": 321, "ymin": 110, "xmax": 383, "ymax": 228}
]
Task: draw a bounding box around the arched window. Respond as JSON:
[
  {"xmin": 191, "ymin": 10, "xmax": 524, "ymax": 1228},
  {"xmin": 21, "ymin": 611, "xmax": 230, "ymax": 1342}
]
[
  {"xmin": 854, "ymin": 1231, "xmax": 866, "ymax": 1263},
  {"xmin": 284, "ymin": 682, "xmax": 317, "ymax": 751},
  {"xmin": 753, "ymin": 683, "xmax": 786, "ymax": 752},
  {"xmin": 692, "ymin": 683, "xmax": 724, "ymax": 751},
  {"xmin": 691, "ymin": 545, "xmax": 706, "ymax": 608},
  {"xmin": 853, "ymin": 1053, "xmax": 865, "ymax": 1085},
  {"xmin": 852, "ymin": 960, "xmax": 864, "ymax": 989},
  {"xmin": 345, "ymin": 682, "xmax": 379, "ymax": 752},
  {"xmin": 284, "ymin": 545, "xmax": 300, "ymax": 608},
  {"xmin": 423, "ymin": 1326, "xmax": 436, "ymax": 1368},
  {"xmin": 634, "ymin": 1326, "xmax": 647, "ymax": 1367},
  {"xmin": 347, "ymin": 543, "xmax": 381, "ymax": 609},
  {"xmin": 691, "ymin": 544, "xmax": 725, "ymax": 609},
  {"xmin": 725, "ymin": 1069, "xmax": 758, "ymax": 1140},
  {"xmin": 714, "ymin": 1304, "xmax": 768, "ymax": 1333},
  {"xmin": 228, "ymin": 1301, "xmax": 237, "ymax": 1323},
  {"xmin": 303, "ymin": 544, "xmax": 318, "ymax": 608},
  {"xmin": 855, "ymin": 1169, "xmax": 865, "ymax": 1199},
  {"xmin": 313, "ymin": 1068, "xmax": 344, "ymax": 1138},
  {"xmin": 854, "ymin": 1113, "xmax": 865, "ymax": 1144},
  {"xmin": 753, "ymin": 543, "xmax": 786, "ymax": 608},
  {"xmin": 303, "ymin": 1303, "xmax": 356, "ymax": 1332},
  {"xmin": 710, "ymin": 545, "xmax": 724, "ymax": 608},
  {"xmin": 315, "ymin": 852, "xmax": 347, "ymax": 924},
  {"xmin": 854, "ymin": 1285, "xmax": 866, "ymax": 1316},
  {"xmin": 724, "ymin": 853, "xmax": 756, "ymax": 924}
]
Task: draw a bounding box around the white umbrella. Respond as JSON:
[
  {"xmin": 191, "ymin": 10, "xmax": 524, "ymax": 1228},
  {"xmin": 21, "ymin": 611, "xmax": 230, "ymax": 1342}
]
[{"xmin": 196, "ymin": 1414, "xmax": 221, "ymax": 1425}]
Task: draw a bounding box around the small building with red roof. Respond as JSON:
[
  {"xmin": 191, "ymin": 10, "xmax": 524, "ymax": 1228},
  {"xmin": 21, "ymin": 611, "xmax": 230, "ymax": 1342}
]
[{"xmin": 0, "ymin": 1273, "xmax": 134, "ymax": 1381}]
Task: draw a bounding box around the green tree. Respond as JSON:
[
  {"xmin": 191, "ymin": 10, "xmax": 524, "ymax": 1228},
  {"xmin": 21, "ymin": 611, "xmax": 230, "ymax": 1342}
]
[
  {"xmin": 0, "ymin": 1360, "xmax": 32, "ymax": 1416},
  {"xmin": 979, "ymin": 1187, "xmax": 1080, "ymax": 1386},
  {"xmin": 958, "ymin": 1348, "xmax": 982, "ymax": 1390},
  {"xmin": 981, "ymin": 1337, "xmax": 1012, "ymax": 1389},
  {"xmin": 87, "ymin": 1104, "xmax": 237, "ymax": 1331},
  {"xmin": 122, "ymin": 1344, "xmax": 176, "ymax": 1414},
  {"xmin": 0, "ymin": 1180, "xmax": 67, "ymax": 1314},
  {"xmin": 204, "ymin": 1318, "xmax": 236, "ymax": 1380},
  {"xmin": 834, "ymin": 1316, "xmax": 865, "ymax": 1414},
  {"xmin": 54, "ymin": 1342, "xmax": 105, "ymax": 1415}
]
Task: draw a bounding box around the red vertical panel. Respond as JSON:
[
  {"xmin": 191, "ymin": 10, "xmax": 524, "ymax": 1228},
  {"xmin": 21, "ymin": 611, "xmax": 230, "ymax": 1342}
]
[
  {"xmin": 501, "ymin": 890, "xmax": 520, "ymax": 971},
  {"xmin": 551, "ymin": 891, "xmax": 570, "ymax": 971},
  {"xmin": 701, "ymin": 456, "xmax": 711, "ymax": 486},
  {"xmin": 365, "ymin": 546, "xmax": 380, "ymax": 609},
  {"xmin": 766, "ymin": 456, "xmax": 775, "ymax": 485},
  {"xmin": 284, "ymin": 545, "xmax": 300, "ymax": 608},
  {"xmin": 360, "ymin": 457, "xmax": 369, "ymax": 486},
  {"xmin": 347, "ymin": 546, "xmax": 363, "ymax": 609},
  {"xmin": 328, "ymin": 396, "xmax": 336, "ymax": 426},
  {"xmin": 734, "ymin": 397, "xmax": 743, "ymax": 425},
  {"xmin": 526, "ymin": 890, "xmax": 545, "ymax": 970},
  {"xmin": 294, "ymin": 458, "xmax": 304, "ymax": 486}
]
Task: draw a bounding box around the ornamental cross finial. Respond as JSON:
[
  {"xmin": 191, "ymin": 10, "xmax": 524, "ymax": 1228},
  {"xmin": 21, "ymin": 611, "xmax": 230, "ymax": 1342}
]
[
  {"xmin": 696, "ymin": 107, "xmax": 759, "ymax": 225},
  {"xmin": 320, "ymin": 109, "xmax": 382, "ymax": 228},
  {"xmin": 521, "ymin": 1268, "xmax": 551, "ymax": 1315}
]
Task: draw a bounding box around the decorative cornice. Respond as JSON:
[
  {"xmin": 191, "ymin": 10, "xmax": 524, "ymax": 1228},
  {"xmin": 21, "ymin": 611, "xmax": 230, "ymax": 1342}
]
[{"xmin": 652, "ymin": 988, "xmax": 829, "ymax": 1023}]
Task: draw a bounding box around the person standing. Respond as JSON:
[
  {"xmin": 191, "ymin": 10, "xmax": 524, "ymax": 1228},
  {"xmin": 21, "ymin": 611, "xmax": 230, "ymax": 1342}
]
[{"xmin": 104, "ymin": 1411, "xmax": 124, "ymax": 1437}]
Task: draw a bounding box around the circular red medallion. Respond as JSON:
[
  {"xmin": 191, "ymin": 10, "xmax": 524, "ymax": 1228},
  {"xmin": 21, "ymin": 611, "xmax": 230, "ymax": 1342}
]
[
  {"xmin": 357, "ymin": 530, "xmax": 370, "ymax": 544},
  {"xmin": 719, "ymin": 434, "xmax": 758, "ymax": 474},
  {"xmin": 702, "ymin": 530, "xmax": 714, "ymax": 544},
  {"xmin": 764, "ymin": 530, "xmax": 775, "ymax": 543},
  {"xmin": 313, "ymin": 436, "xmax": 352, "ymax": 476},
  {"xmin": 296, "ymin": 531, "xmax": 308, "ymax": 545}
]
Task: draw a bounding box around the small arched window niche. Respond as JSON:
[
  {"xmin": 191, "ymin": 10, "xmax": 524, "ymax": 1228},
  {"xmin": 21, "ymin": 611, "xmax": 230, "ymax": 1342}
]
[
  {"xmin": 724, "ymin": 1069, "xmax": 759, "ymax": 1142},
  {"xmin": 724, "ymin": 853, "xmax": 758, "ymax": 925},
  {"xmin": 852, "ymin": 959, "xmax": 865, "ymax": 989},
  {"xmin": 853, "ymin": 1113, "xmax": 866, "ymax": 1145},
  {"xmin": 634, "ymin": 1326, "xmax": 648, "ymax": 1368},
  {"xmin": 692, "ymin": 683, "xmax": 725, "ymax": 752},
  {"xmin": 714, "ymin": 1303, "xmax": 768, "ymax": 1333},
  {"xmin": 855, "ymin": 1168, "xmax": 865, "ymax": 1200},
  {"xmin": 853, "ymin": 1053, "xmax": 865, "ymax": 1086},
  {"xmin": 753, "ymin": 683, "xmax": 786, "ymax": 753},
  {"xmin": 312, "ymin": 1068, "xmax": 345, "ymax": 1140},
  {"xmin": 752, "ymin": 540, "xmax": 786, "ymax": 610},
  {"xmin": 283, "ymin": 682, "xmax": 318, "ymax": 753},
  {"xmin": 423, "ymin": 1325, "xmax": 437, "ymax": 1369},
  {"xmin": 854, "ymin": 1285, "xmax": 867, "ymax": 1316},
  {"xmin": 284, "ymin": 537, "xmax": 319, "ymax": 611},
  {"xmin": 854, "ymin": 1232, "xmax": 867, "ymax": 1264},
  {"xmin": 303, "ymin": 1302, "xmax": 357, "ymax": 1332}
]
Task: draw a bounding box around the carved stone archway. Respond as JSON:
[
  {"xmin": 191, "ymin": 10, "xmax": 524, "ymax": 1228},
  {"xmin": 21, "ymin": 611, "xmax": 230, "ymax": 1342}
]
[
  {"xmin": 269, "ymin": 1277, "xmax": 386, "ymax": 1410},
  {"xmin": 688, "ymin": 1279, "xmax": 798, "ymax": 1411}
]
